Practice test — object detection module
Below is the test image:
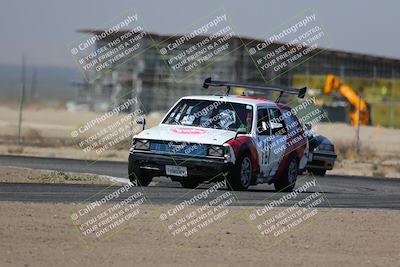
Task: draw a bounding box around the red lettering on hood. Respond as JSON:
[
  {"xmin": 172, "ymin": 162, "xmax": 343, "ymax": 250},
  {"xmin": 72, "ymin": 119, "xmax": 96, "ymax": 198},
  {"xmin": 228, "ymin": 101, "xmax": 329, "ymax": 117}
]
[{"xmin": 170, "ymin": 128, "xmax": 207, "ymax": 134}]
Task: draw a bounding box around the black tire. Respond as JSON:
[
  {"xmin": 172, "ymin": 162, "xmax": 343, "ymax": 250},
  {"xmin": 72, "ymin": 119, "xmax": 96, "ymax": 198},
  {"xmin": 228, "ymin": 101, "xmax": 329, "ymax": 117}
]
[
  {"xmin": 226, "ymin": 152, "xmax": 252, "ymax": 191},
  {"xmin": 274, "ymin": 155, "xmax": 298, "ymax": 192},
  {"xmin": 128, "ymin": 154, "xmax": 152, "ymax": 186},
  {"xmin": 309, "ymin": 169, "xmax": 326, "ymax": 176},
  {"xmin": 179, "ymin": 179, "xmax": 200, "ymax": 189}
]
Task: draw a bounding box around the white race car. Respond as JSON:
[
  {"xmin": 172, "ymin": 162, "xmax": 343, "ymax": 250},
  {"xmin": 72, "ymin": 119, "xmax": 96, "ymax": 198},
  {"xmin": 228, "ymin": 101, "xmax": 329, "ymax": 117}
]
[{"xmin": 129, "ymin": 78, "xmax": 308, "ymax": 192}]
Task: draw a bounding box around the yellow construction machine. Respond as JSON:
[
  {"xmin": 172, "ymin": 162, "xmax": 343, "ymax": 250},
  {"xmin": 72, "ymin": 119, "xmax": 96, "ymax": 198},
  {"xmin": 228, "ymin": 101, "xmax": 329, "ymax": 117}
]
[{"xmin": 324, "ymin": 74, "xmax": 369, "ymax": 126}]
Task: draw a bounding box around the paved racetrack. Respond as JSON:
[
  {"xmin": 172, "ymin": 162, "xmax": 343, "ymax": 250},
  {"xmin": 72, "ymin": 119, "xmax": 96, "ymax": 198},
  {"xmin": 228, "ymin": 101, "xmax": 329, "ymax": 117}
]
[{"xmin": 0, "ymin": 155, "xmax": 399, "ymax": 210}]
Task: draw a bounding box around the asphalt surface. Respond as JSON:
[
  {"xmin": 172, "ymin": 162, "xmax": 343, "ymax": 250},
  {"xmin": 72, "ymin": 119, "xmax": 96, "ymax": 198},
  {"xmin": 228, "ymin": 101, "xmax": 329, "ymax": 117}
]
[{"xmin": 1, "ymin": 155, "xmax": 400, "ymax": 210}]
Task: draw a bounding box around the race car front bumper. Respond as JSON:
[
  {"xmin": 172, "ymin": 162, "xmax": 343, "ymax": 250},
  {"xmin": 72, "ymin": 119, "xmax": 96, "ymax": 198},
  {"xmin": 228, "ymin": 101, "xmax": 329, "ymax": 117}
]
[
  {"xmin": 306, "ymin": 151, "xmax": 337, "ymax": 170},
  {"xmin": 129, "ymin": 150, "xmax": 233, "ymax": 182}
]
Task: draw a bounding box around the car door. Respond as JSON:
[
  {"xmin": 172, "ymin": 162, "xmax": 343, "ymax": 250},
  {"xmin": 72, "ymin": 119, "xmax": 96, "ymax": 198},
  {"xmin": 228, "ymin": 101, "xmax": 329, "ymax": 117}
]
[
  {"xmin": 255, "ymin": 108, "xmax": 271, "ymax": 178},
  {"xmin": 265, "ymin": 108, "xmax": 288, "ymax": 177}
]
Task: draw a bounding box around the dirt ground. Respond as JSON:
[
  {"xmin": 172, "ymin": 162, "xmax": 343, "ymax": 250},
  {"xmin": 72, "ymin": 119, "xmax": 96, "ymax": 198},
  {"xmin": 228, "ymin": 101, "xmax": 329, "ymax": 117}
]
[
  {"xmin": 0, "ymin": 201, "xmax": 399, "ymax": 267},
  {"xmin": 0, "ymin": 166, "xmax": 113, "ymax": 185}
]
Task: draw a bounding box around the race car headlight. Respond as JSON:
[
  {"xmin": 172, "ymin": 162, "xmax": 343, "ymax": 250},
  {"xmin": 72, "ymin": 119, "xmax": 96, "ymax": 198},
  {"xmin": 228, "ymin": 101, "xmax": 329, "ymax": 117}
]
[
  {"xmin": 317, "ymin": 144, "xmax": 334, "ymax": 152},
  {"xmin": 208, "ymin": 145, "xmax": 224, "ymax": 157},
  {"xmin": 133, "ymin": 139, "xmax": 150, "ymax": 150}
]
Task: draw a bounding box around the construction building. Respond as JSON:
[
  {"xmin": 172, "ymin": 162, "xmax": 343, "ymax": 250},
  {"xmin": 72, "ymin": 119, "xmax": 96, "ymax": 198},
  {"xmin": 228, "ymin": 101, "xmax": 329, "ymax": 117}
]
[{"xmin": 78, "ymin": 29, "xmax": 400, "ymax": 128}]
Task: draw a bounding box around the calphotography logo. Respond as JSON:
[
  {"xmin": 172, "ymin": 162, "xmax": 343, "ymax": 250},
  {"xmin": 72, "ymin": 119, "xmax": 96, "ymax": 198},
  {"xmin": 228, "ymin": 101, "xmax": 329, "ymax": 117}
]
[
  {"xmin": 70, "ymin": 183, "xmax": 147, "ymax": 244},
  {"xmin": 3, "ymin": 1, "xmax": 400, "ymax": 266},
  {"xmin": 68, "ymin": 8, "xmax": 150, "ymax": 82},
  {"xmin": 158, "ymin": 178, "xmax": 240, "ymax": 244},
  {"xmin": 70, "ymin": 96, "xmax": 146, "ymax": 164},
  {"xmin": 156, "ymin": 10, "xmax": 240, "ymax": 82},
  {"xmin": 245, "ymin": 9, "xmax": 331, "ymax": 82},
  {"xmin": 247, "ymin": 175, "xmax": 331, "ymax": 247}
]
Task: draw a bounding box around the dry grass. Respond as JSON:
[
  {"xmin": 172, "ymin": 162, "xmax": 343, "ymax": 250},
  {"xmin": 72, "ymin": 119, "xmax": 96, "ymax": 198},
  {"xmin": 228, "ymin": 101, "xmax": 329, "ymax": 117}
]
[
  {"xmin": 24, "ymin": 127, "xmax": 43, "ymax": 140},
  {"xmin": 372, "ymin": 170, "xmax": 387, "ymax": 177},
  {"xmin": 334, "ymin": 140, "xmax": 377, "ymax": 160},
  {"xmin": 0, "ymin": 166, "xmax": 116, "ymax": 184},
  {"xmin": 32, "ymin": 171, "xmax": 102, "ymax": 183},
  {"xmin": 7, "ymin": 146, "xmax": 24, "ymax": 154}
]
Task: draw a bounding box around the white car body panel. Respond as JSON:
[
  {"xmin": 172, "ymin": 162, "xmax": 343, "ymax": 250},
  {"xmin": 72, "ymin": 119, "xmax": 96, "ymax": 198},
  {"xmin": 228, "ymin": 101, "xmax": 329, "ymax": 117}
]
[{"xmin": 135, "ymin": 124, "xmax": 237, "ymax": 145}]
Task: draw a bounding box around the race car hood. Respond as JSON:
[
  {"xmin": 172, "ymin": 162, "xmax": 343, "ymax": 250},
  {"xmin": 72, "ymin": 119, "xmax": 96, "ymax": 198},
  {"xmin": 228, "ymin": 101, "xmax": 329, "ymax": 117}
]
[
  {"xmin": 134, "ymin": 124, "xmax": 237, "ymax": 145},
  {"xmin": 306, "ymin": 130, "xmax": 334, "ymax": 152}
]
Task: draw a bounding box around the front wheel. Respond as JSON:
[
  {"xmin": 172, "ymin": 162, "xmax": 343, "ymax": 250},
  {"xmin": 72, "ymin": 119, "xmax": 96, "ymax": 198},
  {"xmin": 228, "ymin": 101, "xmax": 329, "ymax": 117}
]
[
  {"xmin": 226, "ymin": 153, "xmax": 252, "ymax": 191},
  {"xmin": 274, "ymin": 156, "xmax": 298, "ymax": 192}
]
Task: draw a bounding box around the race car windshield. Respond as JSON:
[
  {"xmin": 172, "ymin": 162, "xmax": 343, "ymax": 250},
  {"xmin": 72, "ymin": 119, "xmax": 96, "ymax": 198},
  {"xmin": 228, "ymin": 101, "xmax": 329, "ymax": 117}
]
[{"xmin": 162, "ymin": 99, "xmax": 253, "ymax": 133}]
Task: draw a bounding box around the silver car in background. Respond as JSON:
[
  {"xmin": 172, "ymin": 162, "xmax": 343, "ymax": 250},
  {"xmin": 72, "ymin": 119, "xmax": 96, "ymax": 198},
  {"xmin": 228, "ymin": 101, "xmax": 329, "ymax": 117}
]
[{"xmin": 305, "ymin": 129, "xmax": 337, "ymax": 176}]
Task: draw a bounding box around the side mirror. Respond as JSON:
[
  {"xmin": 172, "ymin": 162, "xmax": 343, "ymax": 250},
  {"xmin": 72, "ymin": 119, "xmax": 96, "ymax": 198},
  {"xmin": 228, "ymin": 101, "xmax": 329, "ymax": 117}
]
[
  {"xmin": 234, "ymin": 128, "xmax": 247, "ymax": 139},
  {"xmin": 136, "ymin": 117, "xmax": 146, "ymax": 131}
]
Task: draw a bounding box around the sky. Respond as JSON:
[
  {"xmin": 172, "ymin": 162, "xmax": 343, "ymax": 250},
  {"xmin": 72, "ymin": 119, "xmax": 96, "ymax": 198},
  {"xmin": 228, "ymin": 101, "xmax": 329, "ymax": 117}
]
[{"xmin": 1, "ymin": 0, "xmax": 399, "ymax": 68}]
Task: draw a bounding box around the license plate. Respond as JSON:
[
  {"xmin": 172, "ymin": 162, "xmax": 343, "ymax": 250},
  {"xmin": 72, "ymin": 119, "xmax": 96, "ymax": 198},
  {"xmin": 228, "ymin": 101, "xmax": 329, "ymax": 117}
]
[{"xmin": 165, "ymin": 165, "xmax": 187, "ymax": 177}]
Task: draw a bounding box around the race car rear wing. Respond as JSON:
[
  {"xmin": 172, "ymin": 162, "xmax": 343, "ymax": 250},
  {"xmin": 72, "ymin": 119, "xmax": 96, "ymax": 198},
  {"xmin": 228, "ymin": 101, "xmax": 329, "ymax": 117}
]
[{"xmin": 203, "ymin": 77, "xmax": 307, "ymax": 101}]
